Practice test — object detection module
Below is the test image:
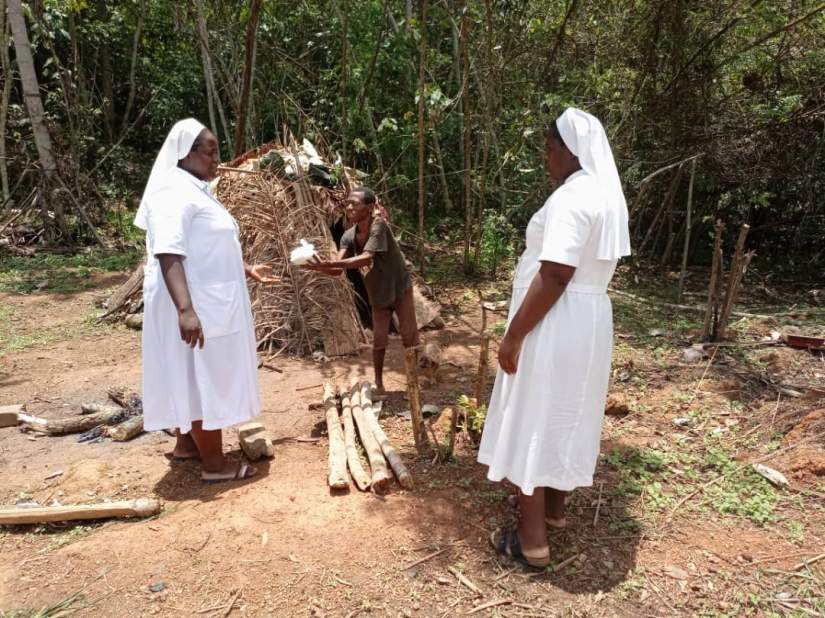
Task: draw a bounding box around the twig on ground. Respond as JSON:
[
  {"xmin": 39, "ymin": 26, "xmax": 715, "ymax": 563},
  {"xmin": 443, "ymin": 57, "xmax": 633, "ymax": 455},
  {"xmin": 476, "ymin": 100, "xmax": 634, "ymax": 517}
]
[
  {"xmin": 553, "ymin": 553, "xmax": 579, "ymax": 573},
  {"xmin": 221, "ymin": 587, "xmax": 243, "ymax": 618},
  {"xmin": 793, "ymin": 552, "xmax": 825, "ymax": 571},
  {"xmin": 447, "ymin": 565, "xmax": 484, "ymax": 595},
  {"xmin": 593, "ymin": 481, "xmax": 605, "ymax": 527},
  {"xmin": 467, "ymin": 598, "xmax": 511, "ymax": 614},
  {"xmin": 403, "ymin": 547, "xmax": 447, "ymax": 570}
]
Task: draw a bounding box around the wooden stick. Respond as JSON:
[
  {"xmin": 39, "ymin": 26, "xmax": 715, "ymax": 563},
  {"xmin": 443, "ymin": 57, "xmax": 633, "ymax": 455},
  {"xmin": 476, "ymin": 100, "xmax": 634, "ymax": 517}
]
[
  {"xmin": 107, "ymin": 415, "xmax": 144, "ymax": 442},
  {"xmin": 473, "ymin": 334, "xmax": 490, "ymax": 406},
  {"xmin": 323, "ymin": 383, "xmax": 348, "ymax": 490},
  {"xmin": 702, "ymin": 219, "xmax": 725, "ymax": 341},
  {"xmin": 592, "ymin": 481, "xmax": 605, "ymax": 527},
  {"xmin": 446, "ymin": 565, "xmax": 483, "ymax": 596},
  {"xmin": 677, "ymin": 158, "xmax": 697, "ymax": 302},
  {"xmin": 403, "ymin": 547, "xmax": 446, "ymax": 570},
  {"xmin": 0, "ymin": 497, "xmax": 161, "ymax": 525},
  {"xmin": 717, "ymin": 224, "xmax": 751, "ymax": 340},
  {"xmin": 358, "ymin": 382, "xmax": 413, "ymax": 489},
  {"xmin": 404, "ymin": 346, "xmax": 429, "ymax": 455},
  {"xmin": 553, "ymin": 553, "xmax": 580, "ymax": 572},
  {"xmin": 793, "ymin": 552, "xmax": 825, "ymax": 571},
  {"xmin": 350, "ymin": 383, "xmax": 391, "ymax": 494},
  {"xmin": 468, "ymin": 599, "xmax": 512, "ymax": 614},
  {"xmin": 340, "ymin": 390, "xmax": 371, "ymax": 491}
]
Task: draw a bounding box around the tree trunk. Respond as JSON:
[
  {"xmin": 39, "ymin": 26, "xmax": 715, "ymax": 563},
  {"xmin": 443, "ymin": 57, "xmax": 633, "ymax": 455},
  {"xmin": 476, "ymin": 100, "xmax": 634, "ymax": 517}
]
[
  {"xmin": 0, "ymin": 0, "xmax": 12, "ymax": 202},
  {"xmin": 120, "ymin": 0, "xmax": 147, "ymax": 137},
  {"xmin": 7, "ymin": 0, "xmax": 65, "ymax": 240},
  {"xmin": 233, "ymin": 0, "xmax": 263, "ymax": 157},
  {"xmin": 416, "ymin": 0, "xmax": 428, "ymax": 274},
  {"xmin": 323, "ymin": 383, "xmax": 348, "ymax": 490},
  {"xmin": 358, "ymin": 383, "xmax": 413, "ymax": 490},
  {"xmin": 332, "ymin": 0, "xmax": 349, "ymax": 163},
  {"xmin": 340, "ymin": 390, "xmax": 371, "ymax": 491},
  {"xmin": 194, "ymin": 0, "xmax": 233, "ymax": 153},
  {"xmin": 350, "ymin": 382, "xmax": 392, "ymax": 493},
  {"xmin": 460, "ymin": 1, "xmax": 473, "ymax": 273}
]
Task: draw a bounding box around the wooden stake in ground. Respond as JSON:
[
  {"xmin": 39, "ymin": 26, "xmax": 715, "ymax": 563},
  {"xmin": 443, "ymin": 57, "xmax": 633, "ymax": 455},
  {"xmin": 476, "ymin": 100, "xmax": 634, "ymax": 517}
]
[
  {"xmin": 350, "ymin": 383, "xmax": 391, "ymax": 494},
  {"xmin": 323, "ymin": 383, "xmax": 348, "ymax": 490},
  {"xmin": 701, "ymin": 219, "xmax": 725, "ymax": 341},
  {"xmin": 340, "ymin": 390, "xmax": 371, "ymax": 491},
  {"xmin": 0, "ymin": 497, "xmax": 161, "ymax": 525},
  {"xmin": 716, "ymin": 224, "xmax": 751, "ymax": 341},
  {"xmin": 404, "ymin": 346, "xmax": 429, "ymax": 455},
  {"xmin": 358, "ymin": 382, "xmax": 413, "ymax": 489},
  {"xmin": 107, "ymin": 415, "xmax": 144, "ymax": 441}
]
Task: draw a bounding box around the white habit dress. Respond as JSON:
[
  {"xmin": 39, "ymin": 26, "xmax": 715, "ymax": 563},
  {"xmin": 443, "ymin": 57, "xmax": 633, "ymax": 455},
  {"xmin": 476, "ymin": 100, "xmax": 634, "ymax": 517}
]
[
  {"xmin": 477, "ymin": 169, "xmax": 618, "ymax": 495},
  {"xmin": 138, "ymin": 167, "xmax": 261, "ymax": 433}
]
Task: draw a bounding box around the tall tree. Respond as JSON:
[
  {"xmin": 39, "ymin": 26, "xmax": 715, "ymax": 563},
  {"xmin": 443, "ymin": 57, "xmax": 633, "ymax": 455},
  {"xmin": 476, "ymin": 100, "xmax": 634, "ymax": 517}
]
[
  {"xmin": 416, "ymin": 0, "xmax": 428, "ymax": 273},
  {"xmin": 119, "ymin": 0, "xmax": 147, "ymax": 137},
  {"xmin": 233, "ymin": 0, "xmax": 263, "ymax": 157},
  {"xmin": 7, "ymin": 0, "xmax": 64, "ymax": 239},
  {"xmin": 0, "ymin": 0, "xmax": 13, "ymax": 202}
]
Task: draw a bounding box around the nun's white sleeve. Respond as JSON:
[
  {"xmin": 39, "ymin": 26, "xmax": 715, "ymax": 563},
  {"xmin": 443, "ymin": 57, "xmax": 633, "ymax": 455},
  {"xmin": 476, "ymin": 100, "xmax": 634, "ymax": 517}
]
[
  {"xmin": 148, "ymin": 192, "xmax": 198, "ymax": 257},
  {"xmin": 537, "ymin": 195, "xmax": 591, "ymax": 268}
]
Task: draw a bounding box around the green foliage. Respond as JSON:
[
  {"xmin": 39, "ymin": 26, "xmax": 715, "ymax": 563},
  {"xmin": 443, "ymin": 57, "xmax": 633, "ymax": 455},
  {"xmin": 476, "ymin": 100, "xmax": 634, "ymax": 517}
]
[
  {"xmin": 0, "ymin": 251, "xmax": 141, "ymax": 294},
  {"xmin": 457, "ymin": 394, "xmax": 486, "ymax": 435}
]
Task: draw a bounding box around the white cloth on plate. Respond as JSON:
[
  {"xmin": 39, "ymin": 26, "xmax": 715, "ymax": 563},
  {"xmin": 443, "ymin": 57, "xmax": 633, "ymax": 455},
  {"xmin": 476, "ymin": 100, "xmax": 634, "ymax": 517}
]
[
  {"xmin": 477, "ymin": 169, "xmax": 621, "ymax": 494},
  {"xmin": 136, "ymin": 166, "xmax": 260, "ymax": 433}
]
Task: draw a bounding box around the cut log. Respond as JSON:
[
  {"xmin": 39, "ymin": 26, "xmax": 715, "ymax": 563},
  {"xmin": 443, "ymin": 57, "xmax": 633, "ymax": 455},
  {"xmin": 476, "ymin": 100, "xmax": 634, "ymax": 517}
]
[
  {"xmin": 107, "ymin": 415, "xmax": 144, "ymax": 441},
  {"xmin": 80, "ymin": 403, "xmax": 122, "ymax": 415},
  {"xmin": 99, "ymin": 264, "xmax": 144, "ymax": 321},
  {"xmin": 404, "ymin": 346, "xmax": 429, "ymax": 455},
  {"xmin": 40, "ymin": 408, "xmax": 127, "ymax": 436},
  {"xmin": 323, "ymin": 382, "xmax": 348, "ymax": 490},
  {"xmin": 0, "ymin": 404, "xmax": 25, "ymax": 428},
  {"xmin": 340, "ymin": 390, "xmax": 371, "ymax": 491},
  {"xmin": 0, "ymin": 497, "xmax": 161, "ymax": 526},
  {"xmin": 358, "ymin": 382, "xmax": 413, "ymax": 489},
  {"xmin": 349, "ymin": 382, "xmax": 391, "ymax": 493}
]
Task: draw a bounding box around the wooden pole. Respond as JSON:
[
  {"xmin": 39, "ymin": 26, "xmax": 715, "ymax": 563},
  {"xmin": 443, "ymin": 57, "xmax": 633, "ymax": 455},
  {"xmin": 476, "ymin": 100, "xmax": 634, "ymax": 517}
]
[
  {"xmin": 0, "ymin": 498, "xmax": 161, "ymax": 525},
  {"xmin": 233, "ymin": 0, "xmax": 263, "ymax": 157},
  {"xmin": 323, "ymin": 383, "xmax": 348, "ymax": 490},
  {"xmin": 416, "ymin": 0, "xmax": 428, "ymax": 274},
  {"xmin": 340, "ymin": 390, "xmax": 371, "ymax": 491},
  {"xmin": 702, "ymin": 220, "xmax": 725, "ymax": 341},
  {"xmin": 350, "ymin": 383, "xmax": 391, "ymax": 493},
  {"xmin": 677, "ymin": 158, "xmax": 697, "ymax": 302},
  {"xmin": 359, "ymin": 383, "xmax": 413, "ymax": 489},
  {"xmin": 716, "ymin": 224, "xmax": 751, "ymax": 340},
  {"xmin": 404, "ymin": 346, "xmax": 429, "ymax": 455}
]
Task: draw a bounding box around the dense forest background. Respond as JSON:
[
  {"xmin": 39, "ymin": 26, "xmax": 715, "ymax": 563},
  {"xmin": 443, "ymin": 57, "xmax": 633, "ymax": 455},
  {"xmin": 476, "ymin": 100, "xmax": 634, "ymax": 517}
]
[{"xmin": 2, "ymin": 0, "xmax": 824, "ymax": 278}]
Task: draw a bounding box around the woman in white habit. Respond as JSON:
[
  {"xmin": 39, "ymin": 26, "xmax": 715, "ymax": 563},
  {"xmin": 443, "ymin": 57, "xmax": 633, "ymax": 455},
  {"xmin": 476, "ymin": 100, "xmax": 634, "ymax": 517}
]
[
  {"xmin": 479, "ymin": 108, "xmax": 631, "ymax": 567},
  {"xmin": 135, "ymin": 118, "xmax": 277, "ymax": 482}
]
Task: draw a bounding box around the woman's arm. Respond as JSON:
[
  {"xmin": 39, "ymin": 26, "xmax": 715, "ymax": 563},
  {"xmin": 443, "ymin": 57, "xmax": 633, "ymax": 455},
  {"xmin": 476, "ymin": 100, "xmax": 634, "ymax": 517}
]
[
  {"xmin": 244, "ymin": 262, "xmax": 279, "ymax": 284},
  {"xmin": 497, "ymin": 260, "xmax": 575, "ymax": 374},
  {"xmin": 157, "ymin": 254, "xmax": 204, "ymax": 349}
]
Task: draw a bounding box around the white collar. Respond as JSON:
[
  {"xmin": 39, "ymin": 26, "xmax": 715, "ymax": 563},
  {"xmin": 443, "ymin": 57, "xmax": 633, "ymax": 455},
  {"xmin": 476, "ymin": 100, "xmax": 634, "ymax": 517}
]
[{"xmin": 174, "ymin": 166, "xmax": 209, "ymax": 191}]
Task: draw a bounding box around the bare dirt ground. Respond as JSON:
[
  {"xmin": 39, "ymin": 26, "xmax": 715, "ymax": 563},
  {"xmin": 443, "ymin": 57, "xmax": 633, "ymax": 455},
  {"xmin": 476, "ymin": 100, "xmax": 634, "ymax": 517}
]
[{"xmin": 1, "ymin": 261, "xmax": 824, "ymax": 617}]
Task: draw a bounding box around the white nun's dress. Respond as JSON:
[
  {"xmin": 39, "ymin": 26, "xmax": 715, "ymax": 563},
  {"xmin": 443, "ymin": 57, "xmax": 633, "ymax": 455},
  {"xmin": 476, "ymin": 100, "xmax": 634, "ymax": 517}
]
[
  {"xmin": 478, "ymin": 108, "xmax": 631, "ymax": 495},
  {"xmin": 135, "ymin": 119, "xmax": 260, "ymax": 433}
]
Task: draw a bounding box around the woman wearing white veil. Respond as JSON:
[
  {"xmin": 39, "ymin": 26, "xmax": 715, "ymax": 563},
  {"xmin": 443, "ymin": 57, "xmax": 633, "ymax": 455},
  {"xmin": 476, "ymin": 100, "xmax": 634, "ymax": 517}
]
[
  {"xmin": 136, "ymin": 119, "xmax": 277, "ymax": 482},
  {"xmin": 479, "ymin": 108, "xmax": 631, "ymax": 566}
]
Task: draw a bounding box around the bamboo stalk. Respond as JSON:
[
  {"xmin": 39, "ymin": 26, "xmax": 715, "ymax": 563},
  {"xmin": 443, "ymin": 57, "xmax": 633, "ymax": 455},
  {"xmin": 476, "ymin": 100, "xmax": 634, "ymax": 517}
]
[
  {"xmin": 340, "ymin": 390, "xmax": 371, "ymax": 491},
  {"xmin": 358, "ymin": 382, "xmax": 413, "ymax": 489},
  {"xmin": 350, "ymin": 383, "xmax": 391, "ymax": 493},
  {"xmin": 324, "ymin": 383, "xmax": 348, "ymax": 490},
  {"xmin": 677, "ymin": 158, "xmax": 697, "ymax": 302},
  {"xmin": 716, "ymin": 224, "xmax": 751, "ymax": 340}
]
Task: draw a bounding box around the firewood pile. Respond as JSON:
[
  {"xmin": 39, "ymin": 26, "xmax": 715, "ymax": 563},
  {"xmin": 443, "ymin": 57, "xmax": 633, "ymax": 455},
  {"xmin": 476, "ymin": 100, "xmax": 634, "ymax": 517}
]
[
  {"xmin": 102, "ymin": 138, "xmax": 365, "ymax": 357},
  {"xmin": 323, "ymin": 380, "xmax": 413, "ymax": 494}
]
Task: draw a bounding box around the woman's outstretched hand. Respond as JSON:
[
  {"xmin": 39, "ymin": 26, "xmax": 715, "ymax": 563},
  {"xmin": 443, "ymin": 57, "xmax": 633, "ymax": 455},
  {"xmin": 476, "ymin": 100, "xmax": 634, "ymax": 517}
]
[
  {"xmin": 179, "ymin": 308, "xmax": 204, "ymax": 349},
  {"xmin": 497, "ymin": 332, "xmax": 523, "ymax": 374},
  {"xmin": 247, "ymin": 263, "xmax": 279, "ymax": 284}
]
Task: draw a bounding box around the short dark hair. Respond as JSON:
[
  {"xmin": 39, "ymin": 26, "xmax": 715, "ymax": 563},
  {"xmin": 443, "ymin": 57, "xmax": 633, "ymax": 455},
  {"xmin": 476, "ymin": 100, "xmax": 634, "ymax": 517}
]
[{"xmin": 351, "ymin": 186, "xmax": 376, "ymax": 205}]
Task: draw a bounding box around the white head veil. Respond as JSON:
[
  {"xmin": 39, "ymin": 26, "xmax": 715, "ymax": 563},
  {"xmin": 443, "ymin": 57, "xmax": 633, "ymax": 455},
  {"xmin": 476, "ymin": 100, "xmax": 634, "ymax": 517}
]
[
  {"xmin": 134, "ymin": 118, "xmax": 207, "ymax": 230},
  {"xmin": 555, "ymin": 108, "xmax": 631, "ymax": 260}
]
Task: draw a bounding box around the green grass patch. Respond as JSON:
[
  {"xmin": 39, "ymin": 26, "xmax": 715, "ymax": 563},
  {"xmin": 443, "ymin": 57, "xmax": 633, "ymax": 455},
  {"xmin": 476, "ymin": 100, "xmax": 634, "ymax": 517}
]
[
  {"xmin": 0, "ymin": 250, "xmax": 141, "ymax": 294},
  {"xmin": 0, "ymin": 306, "xmax": 113, "ymax": 357}
]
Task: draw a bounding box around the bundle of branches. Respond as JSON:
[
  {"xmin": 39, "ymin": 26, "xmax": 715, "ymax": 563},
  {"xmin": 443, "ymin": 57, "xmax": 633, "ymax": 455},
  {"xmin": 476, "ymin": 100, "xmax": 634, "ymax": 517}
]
[{"xmin": 216, "ymin": 147, "xmax": 363, "ymax": 357}]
